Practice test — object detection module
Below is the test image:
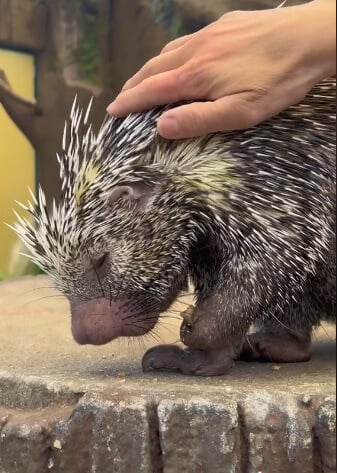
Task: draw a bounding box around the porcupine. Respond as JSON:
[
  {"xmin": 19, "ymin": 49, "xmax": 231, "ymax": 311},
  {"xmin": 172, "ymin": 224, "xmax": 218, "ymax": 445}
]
[{"xmin": 12, "ymin": 77, "xmax": 336, "ymax": 377}]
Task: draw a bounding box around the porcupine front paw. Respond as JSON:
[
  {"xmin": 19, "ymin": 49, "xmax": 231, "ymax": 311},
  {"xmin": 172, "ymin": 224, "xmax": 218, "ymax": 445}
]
[
  {"xmin": 239, "ymin": 332, "xmax": 312, "ymax": 363},
  {"xmin": 142, "ymin": 345, "xmax": 234, "ymax": 376}
]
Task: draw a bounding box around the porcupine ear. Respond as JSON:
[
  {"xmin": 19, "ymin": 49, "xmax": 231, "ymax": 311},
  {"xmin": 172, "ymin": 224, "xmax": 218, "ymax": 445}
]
[{"xmin": 107, "ymin": 181, "xmax": 153, "ymax": 210}]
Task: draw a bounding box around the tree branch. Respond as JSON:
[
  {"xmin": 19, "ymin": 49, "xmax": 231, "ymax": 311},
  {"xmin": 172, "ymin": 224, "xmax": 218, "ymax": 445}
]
[{"xmin": 0, "ymin": 69, "xmax": 43, "ymax": 146}]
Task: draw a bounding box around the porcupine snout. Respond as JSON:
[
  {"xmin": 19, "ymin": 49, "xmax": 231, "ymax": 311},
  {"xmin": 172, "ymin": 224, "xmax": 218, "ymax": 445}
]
[{"xmin": 70, "ymin": 297, "xmax": 159, "ymax": 345}]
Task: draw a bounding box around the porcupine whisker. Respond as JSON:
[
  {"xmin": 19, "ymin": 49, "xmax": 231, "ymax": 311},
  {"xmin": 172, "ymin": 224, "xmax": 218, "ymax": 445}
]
[
  {"xmin": 18, "ymin": 294, "xmax": 64, "ymax": 309},
  {"xmin": 125, "ymin": 335, "xmax": 143, "ymax": 355},
  {"xmin": 114, "ymin": 269, "xmax": 130, "ymax": 302},
  {"xmin": 121, "ymin": 302, "xmax": 182, "ymax": 326},
  {"xmin": 116, "ymin": 301, "xmax": 141, "ymax": 321},
  {"xmin": 156, "ymin": 322, "xmax": 180, "ymax": 331},
  {"xmin": 244, "ymin": 335, "xmax": 256, "ymax": 354},
  {"xmin": 20, "ymin": 294, "xmax": 66, "ymax": 308},
  {"xmin": 173, "ymin": 299, "xmax": 193, "ymax": 309},
  {"xmin": 121, "ymin": 310, "xmax": 159, "ymax": 323},
  {"xmin": 140, "ymin": 315, "xmax": 179, "ymax": 329},
  {"xmin": 159, "ymin": 310, "xmax": 183, "ymax": 319},
  {"xmin": 120, "ymin": 300, "xmax": 162, "ymax": 322},
  {"xmin": 123, "ymin": 335, "xmax": 134, "ymax": 355},
  {"xmin": 178, "ymin": 291, "xmax": 194, "ymax": 299},
  {"xmin": 142, "ymin": 328, "xmax": 162, "ymax": 344},
  {"xmin": 18, "ymin": 287, "xmax": 61, "ymax": 299},
  {"xmin": 122, "ymin": 334, "xmax": 140, "ymax": 353},
  {"xmin": 146, "ymin": 328, "xmax": 165, "ymax": 345},
  {"xmin": 129, "ymin": 334, "xmax": 143, "ymax": 351},
  {"xmin": 21, "ymin": 285, "xmax": 58, "ymax": 295},
  {"xmin": 119, "ymin": 293, "xmax": 162, "ymax": 317},
  {"xmin": 153, "ymin": 324, "xmax": 180, "ymax": 338},
  {"xmin": 270, "ymin": 313, "xmax": 304, "ymax": 337},
  {"xmin": 160, "ymin": 313, "xmax": 182, "ymax": 321},
  {"xmin": 137, "ymin": 335, "xmax": 146, "ymax": 352},
  {"xmin": 124, "ymin": 321, "xmax": 163, "ymax": 343},
  {"xmin": 153, "ymin": 327, "xmax": 180, "ymax": 344},
  {"xmin": 108, "ymin": 282, "xmax": 113, "ymax": 307},
  {"xmin": 19, "ymin": 286, "xmax": 58, "ymax": 297},
  {"xmin": 164, "ymin": 309, "xmax": 184, "ymax": 316},
  {"xmin": 121, "ymin": 301, "xmax": 165, "ymax": 323},
  {"xmin": 86, "ymin": 312, "xmax": 110, "ymax": 319},
  {"xmin": 318, "ymin": 322, "xmax": 334, "ymax": 341},
  {"xmin": 312, "ymin": 330, "xmax": 319, "ymax": 343},
  {"xmin": 148, "ymin": 319, "xmax": 180, "ymax": 337}
]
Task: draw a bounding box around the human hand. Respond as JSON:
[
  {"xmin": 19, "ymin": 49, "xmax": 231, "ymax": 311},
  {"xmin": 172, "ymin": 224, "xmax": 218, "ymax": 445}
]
[{"xmin": 107, "ymin": 0, "xmax": 336, "ymax": 139}]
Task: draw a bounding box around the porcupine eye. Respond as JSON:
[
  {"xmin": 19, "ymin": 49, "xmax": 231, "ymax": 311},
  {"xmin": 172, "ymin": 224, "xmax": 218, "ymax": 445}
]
[
  {"xmin": 83, "ymin": 251, "xmax": 109, "ymax": 272},
  {"xmin": 91, "ymin": 252, "xmax": 108, "ymax": 270},
  {"xmin": 107, "ymin": 181, "xmax": 153, "ymax": 210}
]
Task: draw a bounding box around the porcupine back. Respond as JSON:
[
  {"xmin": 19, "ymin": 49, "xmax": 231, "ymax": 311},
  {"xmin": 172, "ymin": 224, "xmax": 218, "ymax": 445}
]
[{"xmin": 12, "ymin": 78, "xmax": 336, "ymax": 329}]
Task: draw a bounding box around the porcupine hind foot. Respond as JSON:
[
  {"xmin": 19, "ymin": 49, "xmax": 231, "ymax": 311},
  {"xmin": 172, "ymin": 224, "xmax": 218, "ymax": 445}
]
[
  {"xmin": 239, "ymin": 327, "xmax": 312, "ymax": 363},
  {"xmin": 240, "ymin": 241, "xmax": 336, "ymax": 364}
]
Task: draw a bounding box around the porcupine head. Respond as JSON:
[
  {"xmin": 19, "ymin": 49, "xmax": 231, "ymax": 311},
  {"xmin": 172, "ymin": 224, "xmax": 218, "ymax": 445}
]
[{"xmin": 11, "ymin": 97, "xmax": 230, "ymax": 346}]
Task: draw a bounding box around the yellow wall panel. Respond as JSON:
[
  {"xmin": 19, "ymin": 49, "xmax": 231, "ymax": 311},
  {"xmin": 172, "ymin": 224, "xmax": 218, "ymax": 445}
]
[{"xmin": 0, "ymin": 49, "xmax": 35, "ymax": 275}]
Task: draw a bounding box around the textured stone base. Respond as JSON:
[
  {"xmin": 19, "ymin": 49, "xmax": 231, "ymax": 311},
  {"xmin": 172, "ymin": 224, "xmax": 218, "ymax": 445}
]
[
  {"xmin": 0, "ymin": 277, "xmax": 335, "ymax": 473},
  {"xmin": 0, "ymin": 391, "xmax": 335, "ymax": 473}
]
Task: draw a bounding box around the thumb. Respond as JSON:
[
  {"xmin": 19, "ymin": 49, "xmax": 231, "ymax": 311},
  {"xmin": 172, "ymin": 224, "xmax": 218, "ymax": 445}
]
[{"xmin": 157, "ymin": 95, "xmax": 263, "ymax": 139}]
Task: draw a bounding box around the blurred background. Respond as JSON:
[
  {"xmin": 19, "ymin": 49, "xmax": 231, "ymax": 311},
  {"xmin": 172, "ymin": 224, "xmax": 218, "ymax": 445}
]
[{"xmin": 0, "ymin": 0, "xmax": 306, "ymax": 279}]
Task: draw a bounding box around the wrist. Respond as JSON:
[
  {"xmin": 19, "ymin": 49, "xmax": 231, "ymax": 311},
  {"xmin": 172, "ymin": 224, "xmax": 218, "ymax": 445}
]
[{"xmin": 294, "ymin": 0, "xmax": 336, "ymax": 80}]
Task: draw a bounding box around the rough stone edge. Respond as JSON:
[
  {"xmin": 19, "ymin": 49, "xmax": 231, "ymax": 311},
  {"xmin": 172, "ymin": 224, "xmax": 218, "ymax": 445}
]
[
  {"xmin": 0, "ymin": 370, "xmax": 84, "ymax": 409},
  {"xmin": 0, "ymin": 391, "xmax": 335, "ymax": 473}
]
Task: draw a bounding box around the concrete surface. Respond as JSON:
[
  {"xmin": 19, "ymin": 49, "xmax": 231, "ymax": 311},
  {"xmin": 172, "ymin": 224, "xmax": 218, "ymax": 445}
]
[{"xmin": 0, "ymin": 276, "xmax": 335, "ymax": 473}]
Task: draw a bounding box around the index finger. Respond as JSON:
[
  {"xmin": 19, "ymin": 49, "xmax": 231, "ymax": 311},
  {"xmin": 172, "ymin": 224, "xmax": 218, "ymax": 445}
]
[
  {"xmin": 106, "ymin": 66, "xmax": 198, "ymax": 117},
  {"xmin": 121, "ymin": 46, "xmax": 188, "ymax": 92},
  {"xmin": 160, "ymin": 34, "xmax": 193, "ymax": 54}
]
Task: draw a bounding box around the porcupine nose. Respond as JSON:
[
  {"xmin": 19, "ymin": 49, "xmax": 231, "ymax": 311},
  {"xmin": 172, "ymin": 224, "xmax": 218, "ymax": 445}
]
[
  {"xmin": 70, "ymin": 297, "xmax": 159, "ymax": 345},
  {"xmin": 70, "ymin": 298, "xmax": 124, "ymax": 345}
]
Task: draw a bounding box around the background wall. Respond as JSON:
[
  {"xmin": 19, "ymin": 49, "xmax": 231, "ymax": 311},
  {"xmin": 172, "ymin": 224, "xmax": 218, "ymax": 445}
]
[{"xmin": 0, "ymin": 49, "xmax": 35, "ymax": 275}]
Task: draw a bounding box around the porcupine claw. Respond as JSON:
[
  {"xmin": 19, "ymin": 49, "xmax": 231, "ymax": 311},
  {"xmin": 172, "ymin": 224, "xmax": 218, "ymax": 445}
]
[{"xmin": 180, "ymin": 304, "xmax": 194, "ymax": 326}]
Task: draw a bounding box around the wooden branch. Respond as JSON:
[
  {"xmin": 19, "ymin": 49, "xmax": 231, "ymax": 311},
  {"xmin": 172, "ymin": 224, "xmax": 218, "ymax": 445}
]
[
  {"xmin": 0, "ymin": 69, "xmax": 42, "ymax": 114},
  {"xmin": 0, "ymin": 69, "xmax": 42, "ymax": 146}
]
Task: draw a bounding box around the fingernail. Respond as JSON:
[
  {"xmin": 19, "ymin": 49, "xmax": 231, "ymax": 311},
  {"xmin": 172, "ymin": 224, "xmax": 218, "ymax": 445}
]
[
  {"xmin": 158, "ymin": 115, "xmax": 179, "ymax": 138},
  {"xmin": 122, "ymin": 80, "xmax": 132, "ymax": 91}
]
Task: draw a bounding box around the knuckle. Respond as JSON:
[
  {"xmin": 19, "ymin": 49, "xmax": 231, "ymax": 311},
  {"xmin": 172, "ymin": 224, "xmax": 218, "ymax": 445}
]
[
  {"xmin": 161, "ymin": 43, "xmax": 173, "ymax": 54},
  {"xmin": 220, "ymin": 9, "xmax": 243, "ymax": 21},
  {"xmin": 142, "ymin": 58, "xmax": 156, "ymax": 77},
  {"xmin": 188, "ymin": 30, "xmax": 209, "ymax": 49},
  {"xmin": 161, "ymin": 35, "xmax": 189, "ymax": 54},
  {"xmin": 238, "ymin": 103, "xmax": 263, "ymax": 129},
  {"xmin": 142, "ymin": 75, "xmax": 173, "ymax": 98},
  {"xmin": 161, "ymin": 39, "xmax": 180, "ymax": 54},
  {"xmin": 139, "ymin": 76, "xmax": 154, "ymax": 96},
  {"xmin": 176, "ymin": 60, "xmax": 209, "ymax": 97}
]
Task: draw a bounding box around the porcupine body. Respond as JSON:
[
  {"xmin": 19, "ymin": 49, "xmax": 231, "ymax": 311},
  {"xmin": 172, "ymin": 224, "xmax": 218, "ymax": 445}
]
[{"xmin": 13, "ymin": 77, "xmax": 336, "ymax": 376}]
